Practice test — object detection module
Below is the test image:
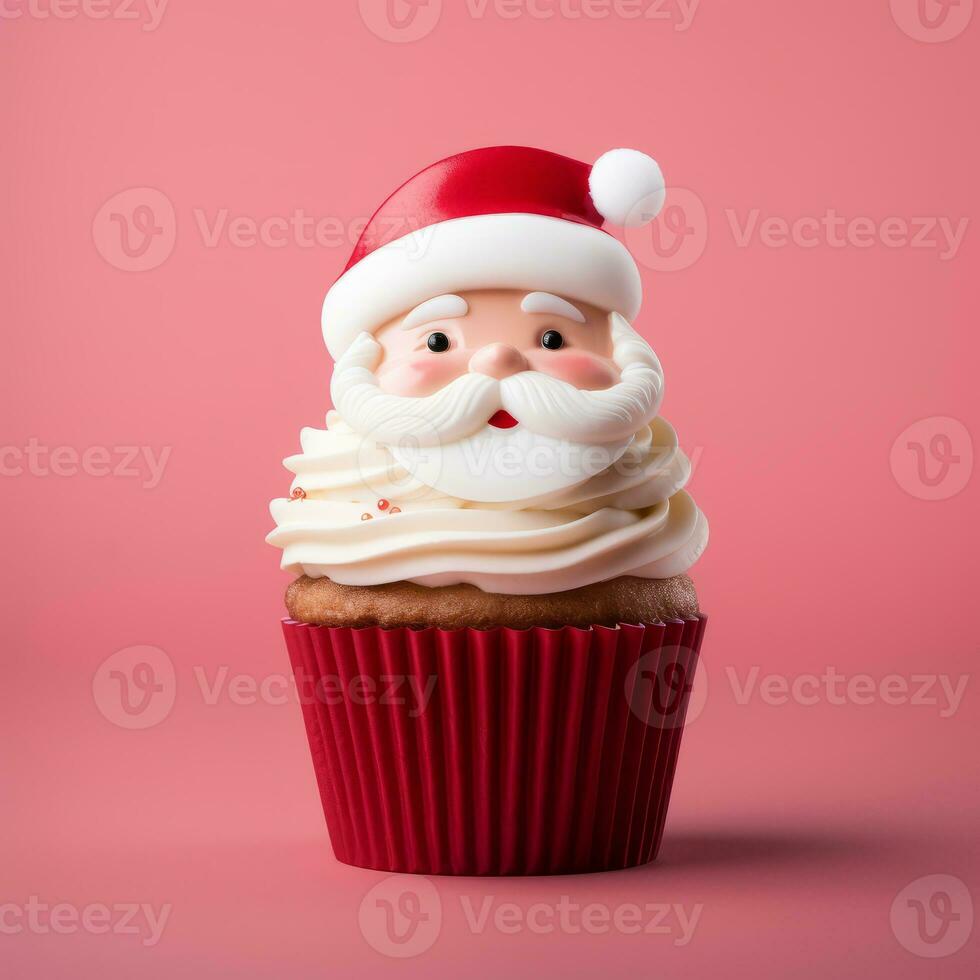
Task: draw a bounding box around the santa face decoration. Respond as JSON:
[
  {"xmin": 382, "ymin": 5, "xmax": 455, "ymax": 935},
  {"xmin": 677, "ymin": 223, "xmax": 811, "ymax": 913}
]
[
  {"xmin": 322, "ymin": 145, "xmax": 670, "ymax": 503},
  {"xmin": 331, "ymin": 288, "xmax": 664, "ymax": 502}
]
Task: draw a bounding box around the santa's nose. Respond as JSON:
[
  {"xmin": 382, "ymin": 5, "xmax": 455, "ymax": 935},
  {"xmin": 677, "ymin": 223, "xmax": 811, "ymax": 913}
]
[{"xmin": 468, "ymin": 344, "xmax": 528, "ymax": 380}]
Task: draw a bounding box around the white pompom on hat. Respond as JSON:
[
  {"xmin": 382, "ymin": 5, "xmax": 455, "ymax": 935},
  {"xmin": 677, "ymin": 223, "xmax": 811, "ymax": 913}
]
[
  {"xmin": 322, "ymin": 145, "xmax": 667, "ymax": 359},
  {"xmin": 589, "ymin": 148, "xmax": 666, "ymax": 227}
]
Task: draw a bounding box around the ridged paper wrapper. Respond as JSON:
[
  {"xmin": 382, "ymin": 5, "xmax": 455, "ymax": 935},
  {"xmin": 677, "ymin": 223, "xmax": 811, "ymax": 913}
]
[{"xmin": 282, "ymin": 615, "xmax": 706, "ymax": 875}]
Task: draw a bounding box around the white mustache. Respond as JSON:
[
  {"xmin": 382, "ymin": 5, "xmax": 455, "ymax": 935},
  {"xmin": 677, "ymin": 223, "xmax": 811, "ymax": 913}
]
[{"xmin": 330, "ymin": 313, "xmax": 664, "ymax": 447}]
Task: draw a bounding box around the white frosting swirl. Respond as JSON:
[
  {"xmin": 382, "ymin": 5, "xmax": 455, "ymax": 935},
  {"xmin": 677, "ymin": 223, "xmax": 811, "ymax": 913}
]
[{"xmin": 267, "ymin": 412, "xmax": 708, "ymax": 594}]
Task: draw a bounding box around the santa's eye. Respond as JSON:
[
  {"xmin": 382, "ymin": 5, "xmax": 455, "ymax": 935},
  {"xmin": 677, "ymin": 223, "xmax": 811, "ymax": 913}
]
[
  {"xmin": 427, "ymin": 332, "xmax": 450, "ymax": 352},
  {"xmin": 541, "ymin": 330, "xmax": 564, "ymax": 350}
]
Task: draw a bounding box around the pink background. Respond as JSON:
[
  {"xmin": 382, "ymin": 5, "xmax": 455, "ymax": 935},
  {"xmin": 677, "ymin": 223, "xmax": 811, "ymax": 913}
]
[{"xmin": 2, "ymin": 1, "xmax": 977, "ymax": 976}]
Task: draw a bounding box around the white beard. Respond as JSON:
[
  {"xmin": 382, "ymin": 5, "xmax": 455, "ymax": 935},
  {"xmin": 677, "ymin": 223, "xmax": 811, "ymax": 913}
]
[
  {"xmin": 390, "ymin": 425, "xmax": 633, "ymax": 503},
  {"xmin": 331, "ymin": 313, "xmax": 664, "ymax": 504}
]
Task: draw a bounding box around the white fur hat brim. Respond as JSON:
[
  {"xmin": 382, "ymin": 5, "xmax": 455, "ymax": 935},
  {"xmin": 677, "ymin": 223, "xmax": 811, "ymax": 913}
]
[{"xmin": 322, "ymin": 212, "xmax": 642, "ymax": 359}]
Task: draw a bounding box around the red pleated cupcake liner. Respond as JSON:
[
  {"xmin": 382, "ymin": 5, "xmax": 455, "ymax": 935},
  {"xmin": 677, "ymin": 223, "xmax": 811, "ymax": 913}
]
[{"xmin": 282, "ymin": 614, "xmax": 706, "ymax": 876}]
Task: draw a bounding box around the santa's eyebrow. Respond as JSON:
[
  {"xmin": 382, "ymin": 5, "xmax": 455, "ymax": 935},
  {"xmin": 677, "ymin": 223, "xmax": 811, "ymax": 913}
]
[
  {"xmin": 520, "ymin": 292, "xmax": 587, "ymax": 323},
  {"xmin": 401, "ymin": 295, "xmax": 469, "ymax": 332}
]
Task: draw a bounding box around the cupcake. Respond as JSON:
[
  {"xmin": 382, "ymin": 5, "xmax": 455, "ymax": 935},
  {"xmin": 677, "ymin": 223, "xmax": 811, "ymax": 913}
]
[{"xmin": 268, "ymin": 146, "xmax": 708, "ymax": 875}]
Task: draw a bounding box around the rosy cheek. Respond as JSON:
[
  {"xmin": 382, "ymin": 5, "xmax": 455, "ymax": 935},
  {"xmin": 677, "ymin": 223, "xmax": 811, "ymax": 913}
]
[
  {"xmin": 526, "ymin": 351, "xmax": 620, "ymax": 390},
  {"xmin": 376, "ymin": 353, "xmax": 468, "ymax": 396}
]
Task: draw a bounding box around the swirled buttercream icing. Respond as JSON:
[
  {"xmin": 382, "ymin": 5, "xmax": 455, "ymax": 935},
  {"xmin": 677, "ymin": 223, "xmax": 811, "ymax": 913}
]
[{"xmin": 267, "ymin": 410, "xmax": 707, "ymax": 595}]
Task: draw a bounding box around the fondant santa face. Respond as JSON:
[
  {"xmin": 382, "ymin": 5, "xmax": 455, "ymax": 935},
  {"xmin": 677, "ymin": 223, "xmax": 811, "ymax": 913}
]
[
  {"xmin": 373, "ymin": 289, "xmax": 620, "ymax": 397},
  {"xmin": 323, "ymin": 145, "xmax": 672, "ymax": 503},
  {"xmin": 330, "ymin": 288, "xmax": 665, "ymax": 504}
]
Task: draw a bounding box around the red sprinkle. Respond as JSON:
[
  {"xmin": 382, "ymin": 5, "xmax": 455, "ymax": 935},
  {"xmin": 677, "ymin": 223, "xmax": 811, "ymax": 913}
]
[
  {"xmin": 290, "ymin": 487, "xmax": 307, "ymax": 501},
  {"xmin": 377, "ymin": 499, "xmax": 390, "ymax": 511}
]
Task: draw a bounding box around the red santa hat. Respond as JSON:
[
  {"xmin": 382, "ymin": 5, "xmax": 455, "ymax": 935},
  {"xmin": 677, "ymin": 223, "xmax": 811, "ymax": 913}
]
[{"xmin": 322, "ymin": 145, "xmax": 665, "ymax": 359}]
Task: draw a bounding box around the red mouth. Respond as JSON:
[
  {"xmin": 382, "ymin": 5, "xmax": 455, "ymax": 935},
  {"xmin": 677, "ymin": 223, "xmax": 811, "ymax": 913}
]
[{"xmin": 488, "ymin": 410, "xmax": 519, "ymax": 429}]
